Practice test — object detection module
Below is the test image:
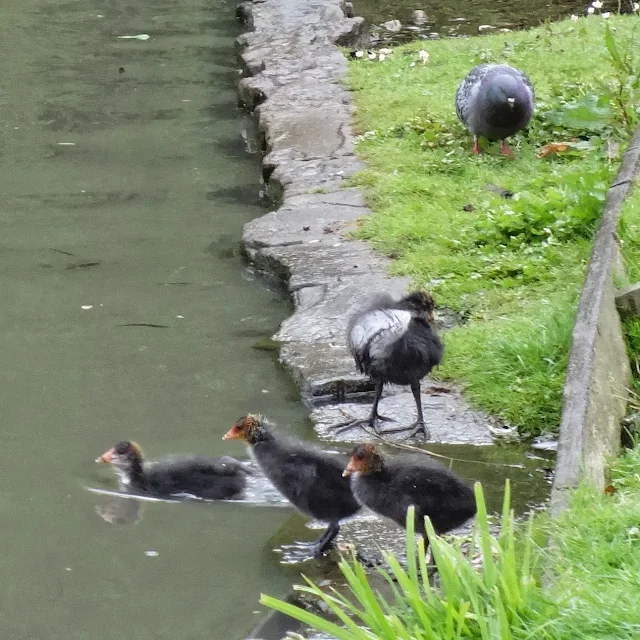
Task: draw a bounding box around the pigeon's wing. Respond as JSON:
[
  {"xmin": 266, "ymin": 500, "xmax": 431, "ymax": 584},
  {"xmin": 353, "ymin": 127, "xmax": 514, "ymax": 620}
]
[
  {"xmin": 455, "ymin": 63, "xmax": 492, "ymax": 127},
  {"xmin": 518, "ymin": 68, "xmax": 535, "ymax": 102}
]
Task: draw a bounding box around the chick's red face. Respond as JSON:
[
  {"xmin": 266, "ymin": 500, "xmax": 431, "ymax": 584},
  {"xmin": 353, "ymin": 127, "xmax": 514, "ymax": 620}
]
[
  {"xmin": 343, "ymin": 456, "xmax": 366, "ymax": 476},
  {"xmin": 343, "ymin": 443, "xmax": 377, "ymax": 476},
  {"xmin": 95, "ymin": 441, "xmax": 142, "ymax": 466},
  {"xmin": 222, "ymin": 415, "xmax": 258, "ymax": 442}
]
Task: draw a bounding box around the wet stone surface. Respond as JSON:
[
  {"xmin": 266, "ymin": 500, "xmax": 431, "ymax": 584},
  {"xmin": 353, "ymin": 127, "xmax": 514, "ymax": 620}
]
[{"xmin": 237, "ymin": 0, "xmax": 497, "ymax": 446}]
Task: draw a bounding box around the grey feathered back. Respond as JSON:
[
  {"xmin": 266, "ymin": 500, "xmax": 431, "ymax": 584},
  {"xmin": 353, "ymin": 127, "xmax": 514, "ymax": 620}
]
[
  {"xmin": 455, "ymin": 63, "xmax": 534, "ymax": 141},
  {"xmin": 347, "ymin": 293, "xmax": 443, "ymax": 386}
]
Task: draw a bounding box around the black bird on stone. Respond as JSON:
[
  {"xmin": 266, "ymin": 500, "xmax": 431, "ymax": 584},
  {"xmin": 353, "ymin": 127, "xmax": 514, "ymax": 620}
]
[
  {"xmin": 455, "ymin": 63, "xmax": 534, "ymax": 156},
  {"xmin": 332, "ymin": 290, "xmax": 443, "ymax": 440}
]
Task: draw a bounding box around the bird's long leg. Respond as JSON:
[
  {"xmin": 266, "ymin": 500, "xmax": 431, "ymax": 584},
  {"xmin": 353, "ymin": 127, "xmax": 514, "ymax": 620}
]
[
  {"xmin": 329, "ymin": 381, "xmax": 394, "ymax": 434},
  {"xmin": 472, "ymin": 136, "xmax": 481, "ymax": 154},
  {"xmin": 310, "ymin": 522, "xmax": 341, "ymax": 557},
  {"xmin": 370, "ymin": 380, "xmax": 394, "ymax": 423},
  {"xmin": 500, "ymin": 139, "xmax": 511, "ymax": 156},
  {"xmin": 380, "ymin": 380, "xmax": 430, "ymax": 440}
]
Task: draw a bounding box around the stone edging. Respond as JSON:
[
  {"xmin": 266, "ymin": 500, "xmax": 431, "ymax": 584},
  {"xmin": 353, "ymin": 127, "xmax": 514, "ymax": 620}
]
[
  {"xmin": 550, "ymin": 125, "xmax": 640, "ymax": 515},
  {"xmin": 234, "ymin": 0, "xmax": 496, "ymax": 446}
]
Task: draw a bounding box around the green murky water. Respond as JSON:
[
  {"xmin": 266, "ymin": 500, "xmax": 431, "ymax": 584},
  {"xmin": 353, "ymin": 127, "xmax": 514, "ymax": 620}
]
[
  {"xmin": 0, "ymin": 1, "xmax": 310, "ymax": 638},
  {"xmin": 354, "ymin": 0, "xmax": 587, "ymax": 40},
  {"xmin": 0, "ymin": 1, "xmax": 553, "ymax": 639}
]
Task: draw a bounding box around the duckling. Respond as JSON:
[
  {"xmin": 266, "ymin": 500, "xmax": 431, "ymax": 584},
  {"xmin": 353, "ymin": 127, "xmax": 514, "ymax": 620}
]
[
  {"xmin": 343, "ymin": 443, "xmax": 476, "ymax": 545},
  {"xmin": 223, "ymin": 415, "xmax": 360, "ymax": 557},
  {"xmin": 96, "ymin": 441, "xmax": 249, "ymax": 500}
]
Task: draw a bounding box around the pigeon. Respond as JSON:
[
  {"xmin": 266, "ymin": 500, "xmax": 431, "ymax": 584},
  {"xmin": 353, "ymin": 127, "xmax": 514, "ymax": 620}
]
[{"xmin": 455, "ymin": 63, "xmax": 534, "ymax": 155}]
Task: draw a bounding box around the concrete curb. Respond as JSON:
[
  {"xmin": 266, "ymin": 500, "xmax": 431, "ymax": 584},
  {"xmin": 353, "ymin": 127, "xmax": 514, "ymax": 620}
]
[
  {"xmin": 550, "ymin": 125, "xmax": 640, "ymax": 516},
  {"xmin": 234, "ymin": 0, "xmax": 497, "ymax": 445}
]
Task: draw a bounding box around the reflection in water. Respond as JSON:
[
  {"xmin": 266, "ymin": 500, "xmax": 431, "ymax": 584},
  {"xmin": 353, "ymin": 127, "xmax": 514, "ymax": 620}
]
[{"xmin": 95, "ymin": 495, "xmax": 143, "ymax": 527}]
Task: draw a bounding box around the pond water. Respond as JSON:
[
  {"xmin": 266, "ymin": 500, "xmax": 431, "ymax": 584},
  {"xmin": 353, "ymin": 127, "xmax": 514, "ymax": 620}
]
[
  {"xmin": 353, "ymin": 0, "xmax": 588, "ymax": 41},
  {"xmin": 0, "ymin": 1, "xmax": 552, "ymax": 639},
  {"xmin": 0, "ymin": 0, "xmax": 310, "ymax": 638}
]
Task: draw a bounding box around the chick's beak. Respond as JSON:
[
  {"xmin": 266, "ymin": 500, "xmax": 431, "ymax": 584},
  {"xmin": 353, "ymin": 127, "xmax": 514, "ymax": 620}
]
[
  {"xmin": 343, "ymin": 458, "xmax": 358, "ymax": 477},
  {"xmin": 222, "ymin": 426, "xmax": 239, "ymax": 441},
  {"xmin": 95, "ymin": 448, "xmax": 115, "ymax": 464}
]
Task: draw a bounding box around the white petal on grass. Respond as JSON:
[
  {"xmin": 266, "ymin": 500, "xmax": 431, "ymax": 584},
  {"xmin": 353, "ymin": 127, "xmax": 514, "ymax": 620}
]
[{"xmin": 117, "ymin": 34, "xmax": 150, "ymax": 40}]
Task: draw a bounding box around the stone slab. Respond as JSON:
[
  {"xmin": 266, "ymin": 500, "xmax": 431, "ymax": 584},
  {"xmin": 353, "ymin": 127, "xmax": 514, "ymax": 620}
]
[
  {"xmin": 242, "ymin": 189, "xmax": 367, "ymax": 250},
  {"xmin": 311, "ymin": 387, "xmax": 496, "ymax": 446}
]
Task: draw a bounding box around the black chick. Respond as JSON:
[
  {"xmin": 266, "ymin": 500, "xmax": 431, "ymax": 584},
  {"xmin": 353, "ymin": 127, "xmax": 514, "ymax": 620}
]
[
  {"xmin": 343, "ymin": 443, "xmax": 476, "ymax": 546},
  {"xmin": 96, "ymin": 441, "xmax": 250, "ymax": 500},
  {"xmin": 223, "ymin": 414, "xmax": 360, "ymax": 557},
  {"xmin": 334, "ymin": 290, "xmax": 443, "ymax": 440}
]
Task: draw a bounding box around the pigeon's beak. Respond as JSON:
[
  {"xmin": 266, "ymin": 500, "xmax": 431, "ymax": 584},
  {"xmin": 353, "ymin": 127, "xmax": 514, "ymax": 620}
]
[{"xmin": 507, "ymin": 97, "xmax": 515, "ymax": 109}]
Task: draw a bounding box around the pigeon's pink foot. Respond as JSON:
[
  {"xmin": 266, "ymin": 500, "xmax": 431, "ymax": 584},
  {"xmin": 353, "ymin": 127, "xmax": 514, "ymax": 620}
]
[
  {"xmin": 472, "ymin": 138, "xmax": 481, "ymax": 155},
  {"xmin": 500, "ymin": 140, "xmax": 511, "ymax": 156}
]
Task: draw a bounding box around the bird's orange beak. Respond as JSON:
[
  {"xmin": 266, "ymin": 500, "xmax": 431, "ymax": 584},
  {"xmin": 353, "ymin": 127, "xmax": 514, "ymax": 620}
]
[
  {"xmin": 223, "ymin": 426, "xmax": 240, "ymax": 440},
  {"xmin": 95, "ymin": 448, "xmax": 115, "ymax": 464},
  {"xmin": 343, "ymin": 457, "xmax": 360, "ymax": 477}
]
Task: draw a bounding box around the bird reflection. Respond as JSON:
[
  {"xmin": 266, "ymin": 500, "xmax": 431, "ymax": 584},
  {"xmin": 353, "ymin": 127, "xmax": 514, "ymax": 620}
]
[{"xmin": 94, "ymin": 495, "xmax": 143, "ymax": 526}]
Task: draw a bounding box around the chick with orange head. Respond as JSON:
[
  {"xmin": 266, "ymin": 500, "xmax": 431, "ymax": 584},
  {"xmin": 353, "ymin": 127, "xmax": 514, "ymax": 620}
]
[
  {"xmin": 224, "ymin": 414, "xmax": 360, "ymax": 557},
  {"xmin": 343, "ymin": 443, "xmax": 476, "ymax": 546}
]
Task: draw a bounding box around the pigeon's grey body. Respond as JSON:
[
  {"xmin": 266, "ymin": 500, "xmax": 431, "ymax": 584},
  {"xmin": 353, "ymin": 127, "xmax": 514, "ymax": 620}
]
[{"xmin": 455, "ymin": 64, "xmax": 534, "ymax": 151}]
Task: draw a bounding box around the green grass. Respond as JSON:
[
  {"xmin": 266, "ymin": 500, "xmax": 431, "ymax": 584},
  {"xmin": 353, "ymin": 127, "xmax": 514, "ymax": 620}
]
[
  {"xmin": 345, "ymin": 15, "xmax": 640, "ymax": 436},
  {"xmin": 262, "ymin": 483, "xmax": 552, "ymax": 640},
  {"xmin": 262, "ymin": 447, "xmax": 640, "ymax": 639},
  {"xmin": 538, "ymin": 445, "xmax": 640, "ymax": 639},
  {"xmin": 619, "ymin": 187, "xmax": 640, "ymax": 285},
  {"xmin": 618, "ymin": 182, "xmax": 640, "ymax": 391}
]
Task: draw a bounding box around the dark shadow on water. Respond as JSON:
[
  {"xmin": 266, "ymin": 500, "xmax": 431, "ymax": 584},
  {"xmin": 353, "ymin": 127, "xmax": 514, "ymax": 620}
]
[{"xmin": 205, "ymin": 184, "xmax": 262, "ymax": 206}]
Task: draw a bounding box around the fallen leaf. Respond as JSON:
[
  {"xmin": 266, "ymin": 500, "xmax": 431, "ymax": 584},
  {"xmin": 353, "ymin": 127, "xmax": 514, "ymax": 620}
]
[
  {"xmin": 536, "ymin": 142, "xmax": 572, "ymax": 158},
  {"xmin": 604, "ymin": 484, "xmax": 616, "ymax": 495}
]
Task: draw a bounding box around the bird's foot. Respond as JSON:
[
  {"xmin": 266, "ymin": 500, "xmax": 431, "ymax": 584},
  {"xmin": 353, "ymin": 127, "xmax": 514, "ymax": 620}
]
[
  {"xmin": 279, "ymin": 540, "xmax": 334, "ymax": 562},
  {"xmin": 329, "ymin": 412, "xmax": 394, "ymax": 435},
  {"xmin": 500, "ymin": 140, "xmax": 511, "ymax": 156},
  {"xmin": 381, "ymin": 420, "xmax": 430, "ymax": 441},
  {"xmin": 330, "ymin": 418, "xmax": 378, "ymax": 435},
  {"xmin": 472, "ymin": 138, "xmax": 481, "ymax": 154},
  {"xmin": 280, "ymin": 540, "xmax": 317, "ymax": 549}
]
